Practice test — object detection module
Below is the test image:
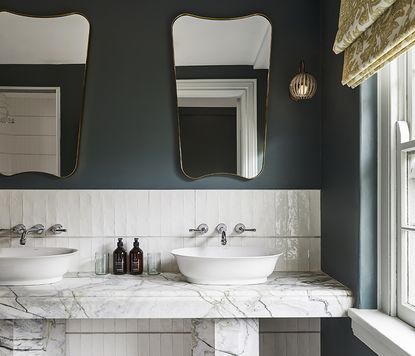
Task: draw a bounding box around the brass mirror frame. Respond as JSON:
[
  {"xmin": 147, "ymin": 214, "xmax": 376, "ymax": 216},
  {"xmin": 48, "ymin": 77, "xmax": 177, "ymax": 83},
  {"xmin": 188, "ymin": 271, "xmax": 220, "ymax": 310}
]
[
  {"xmin": 0, "ymin": 10, "xmax": 91, "ymax": 178},
  {"xmin": 172, "ymin": 13, "xmax": 272, "ymax": 180}
]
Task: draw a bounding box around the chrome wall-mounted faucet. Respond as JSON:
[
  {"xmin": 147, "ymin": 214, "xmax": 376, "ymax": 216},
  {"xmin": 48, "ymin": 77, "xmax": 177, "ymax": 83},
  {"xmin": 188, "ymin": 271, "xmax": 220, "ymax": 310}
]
[
  {"xmin": 234, "ymin": 223, "xmax": 256, "ymax": 234},
  {"xmin": 48, "ymin": 224, "xmax": 67, "ymax": 235},
  {"xmin": 216, "ymin": 223, "xmax": 227, "ymax": 245},
  {"xmin": 13, "ymin": 224, "xmax": 45, "ymax": 245},
  {"xmin": 189, "ymin": 224, "xmax": 209, "ymax": 234}
]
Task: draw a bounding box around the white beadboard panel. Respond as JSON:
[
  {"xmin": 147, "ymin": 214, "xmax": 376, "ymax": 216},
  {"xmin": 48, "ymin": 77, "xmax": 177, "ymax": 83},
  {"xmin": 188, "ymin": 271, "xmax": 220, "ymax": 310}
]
[{"xmin": 66, "ymin": 319, "xmax": 319, "ymax": 356}]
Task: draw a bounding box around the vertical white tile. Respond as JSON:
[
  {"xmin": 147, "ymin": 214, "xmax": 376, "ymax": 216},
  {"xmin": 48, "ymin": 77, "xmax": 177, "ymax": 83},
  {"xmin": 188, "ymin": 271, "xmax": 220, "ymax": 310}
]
[
  {"xmin": 126, "ymin": 319, "xmax": 138, "ymax": 332},
  {"xmin": 10, "ymin": 190, "xmax": 23, "ymax": 228},
  {"xmin": 286, "ymin": 333, "xmax": 299, "ymax": 356},
  {"xmin": 79, "ymin": 191, "xmax": 93, "ymax": 236},
  {"xmin": 309, "ymin": 238, "xmax": 321, "ymax": 271},
  {"xmin": 92, "ymin": 319, "xmax": 104, "ymax": 333},
  {"xmin": 138, "ymin": 334, "xmax": 150, "ymax": 356},
  {"xmin": 252, "ymin": 190, "xmax": 276, "ymax": 237},
  {"xmin": 149, "ymin": 334, "xmax": 161, "ymax": 356},
  {"xmin": 66, "ymin": 334, "xmax": 81, "ymax": 356},
  {"xmin": 172, "ymin": 334, "xmax": 185, "ymax": 356},
  {"xmin": 274, "ymin": 238, "xmax": 288, "ymax": 271},
  {"xmin": 309, "ymin": 333, "xmax": 320, "ymax": 356},
  {"xmin": 161, "ymin": 334, "xmax": 173, "ymax": 356},
  {"xmin": 0, "ymin": 190, "xmax": 10, "ymax": 230},
  {"xmin": 195, "ymin": 190, "xmax": 221, "ymax": 237},
  {"xmin": 275, "ymin": 333, "xmax": 287, "ymax": 356},
  {"xmin": 102, "ymin": 190, "xmax": 115, "ymax": 236},
  {"xmin": 126, "ymin": 334, "xmax": 138, "ymax": 356},
  {"xmin": 125, "ymin": 191, "xmax": 140, "ymax": 236},
  {"xmin": 160, "ymin": 190, "xmax": 195, "ymax": 237},
  {"xmin": 66, "ymin": 320, "xmax": 81, "ymax": 333},
  {"xmin": 80, "ymin": 333, "xmax": 93, "ymax": 356},
  {"xmin": 172, "ymin": 319, "xmax": 184, "ymax": 332},
  {"xmin": 148, "ymin": 190, "xmax": 162, "ymax": 236},
  {"xmin": 115, "ymin": 334, "xmax": 127, "ymax": 356},
  {"xmin": 149, "ymin": 319, "xmax": 161, "ymax": 332},
  {"xmin": 61, "ymin": 190, "xmax": 81, "ymax": 236},
  {"xmin": 103, "ymin": 319, "xmax": 115, "ymax": 332},
  {"xmin": 115, "ymin": 319, "xmax": 127, "ymax": 333},
  {"xmin": 260, "ymin": 333, "xmax": 275, "ymax": 356},
  {"xmin": 298, "ymin": 333, "xmax": 310, "ymax": 356},
  {"xmin": 22, "ymin": 190, "xmax": 47, "ymax": 228},
  {"xmin": 160, "ymin": 319, "xmax": 173, "ymax": 332},
  {"xmin": 80, "ymin": 319, "xmax": 93, "ymax": 333},
  {"xmin": 183, "ymin": 334, "xmax": 192, "ymax": 356},
  {"xmin": 114, "ymin": 191, "xmax": 127, "ymax": 236},
  {"xmin": 309, "ymin": 190, "xmax": 321, "ymax": 236},
  {"xmin": 92, "ymin": 334, "xmax": 105, "ymax": 356},
  {"xmin": 103, "ymin": 333, "xmax": 116, "ymax": 356},
  {"xmin": 137, "ymin": 319, "xmax": 150, "ymax": 332}
]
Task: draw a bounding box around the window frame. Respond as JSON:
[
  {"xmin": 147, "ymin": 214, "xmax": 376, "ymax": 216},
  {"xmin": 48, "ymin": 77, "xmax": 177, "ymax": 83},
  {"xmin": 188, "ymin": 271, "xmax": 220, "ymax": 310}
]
[{"xmin": 378, "ymin": 49, "xmax": 415, "ymax": 327}]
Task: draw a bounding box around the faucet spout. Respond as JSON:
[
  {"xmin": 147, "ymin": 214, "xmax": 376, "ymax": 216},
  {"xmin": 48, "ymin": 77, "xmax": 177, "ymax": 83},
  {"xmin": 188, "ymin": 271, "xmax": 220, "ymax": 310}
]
[
  {"xmin": 19, "ymin": 231, "xmax": 27, "ymax": 246},
  {"xmin": 221, "ymin": 231, "xmax": 227, "ymax": 246}
]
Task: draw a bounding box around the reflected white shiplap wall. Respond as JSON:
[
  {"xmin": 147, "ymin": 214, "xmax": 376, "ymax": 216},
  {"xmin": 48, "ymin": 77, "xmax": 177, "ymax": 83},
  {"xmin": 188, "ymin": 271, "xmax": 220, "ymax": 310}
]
[{"xmin": 0, "ymin": 189, "xmax": 321, "ymax": 356}]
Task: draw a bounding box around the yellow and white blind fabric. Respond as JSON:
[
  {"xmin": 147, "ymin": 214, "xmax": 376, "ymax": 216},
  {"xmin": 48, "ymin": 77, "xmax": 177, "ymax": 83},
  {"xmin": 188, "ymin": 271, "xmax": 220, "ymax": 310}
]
[{"xmin": 334, "ymin": 0, "xmax": 415, "ymax": 88}]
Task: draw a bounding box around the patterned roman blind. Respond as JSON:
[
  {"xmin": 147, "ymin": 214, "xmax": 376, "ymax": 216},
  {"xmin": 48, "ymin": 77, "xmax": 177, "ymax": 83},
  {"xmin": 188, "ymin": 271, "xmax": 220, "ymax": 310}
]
[{"xmin": 334, "ymin": 0, "xmax": 415, "ymax": 88}]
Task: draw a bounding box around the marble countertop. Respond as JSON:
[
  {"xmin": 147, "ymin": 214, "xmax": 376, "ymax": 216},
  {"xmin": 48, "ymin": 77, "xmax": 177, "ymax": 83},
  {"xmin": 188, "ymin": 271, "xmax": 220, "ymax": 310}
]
[{"xmin": 0, "ymin": 272, "xmax": 353, "ymax": 320}]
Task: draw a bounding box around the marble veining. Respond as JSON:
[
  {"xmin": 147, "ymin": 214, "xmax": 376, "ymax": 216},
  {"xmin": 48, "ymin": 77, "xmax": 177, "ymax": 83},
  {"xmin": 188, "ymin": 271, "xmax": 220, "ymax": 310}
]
[
  {"xmin": 192, "ymin": 318, "xmax": 259, "ymax": 356},
  {"xmin": 0, "ymin": 272, "xmax": 352, "ymax": 320}
]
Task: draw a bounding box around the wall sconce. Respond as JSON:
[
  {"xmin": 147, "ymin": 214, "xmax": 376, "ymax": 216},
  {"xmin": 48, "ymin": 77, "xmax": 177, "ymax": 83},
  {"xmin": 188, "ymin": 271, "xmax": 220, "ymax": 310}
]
[{"xmin": 289, "ymin": 60, "xmax": 317, "ymax": 101}]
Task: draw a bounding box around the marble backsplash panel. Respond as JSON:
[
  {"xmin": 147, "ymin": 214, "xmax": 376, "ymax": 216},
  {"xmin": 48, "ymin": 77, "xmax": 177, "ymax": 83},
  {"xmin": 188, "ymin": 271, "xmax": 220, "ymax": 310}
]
[{"xmin": 0, "ymin": 190, "xmax": 320, "ymax": 272}]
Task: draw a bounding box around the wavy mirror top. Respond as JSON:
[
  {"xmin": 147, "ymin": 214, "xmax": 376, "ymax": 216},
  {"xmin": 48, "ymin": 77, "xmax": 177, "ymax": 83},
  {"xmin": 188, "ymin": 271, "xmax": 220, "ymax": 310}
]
[
  {"xmin": 0, "ymin": 12, "xmax": 90, "ymax": 177},
  {"xmin": 172, "ymin": 14, "xmax": 272, "ymax": 179}
]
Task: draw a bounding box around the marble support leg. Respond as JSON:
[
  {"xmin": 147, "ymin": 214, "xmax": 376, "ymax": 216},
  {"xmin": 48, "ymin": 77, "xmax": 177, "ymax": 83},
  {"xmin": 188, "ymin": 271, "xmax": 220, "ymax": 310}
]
[
  {"xmin": 191, "ymin": 318, "xmax": 259, "ymax": 356},
  {"xmin": 0, "ymin": 320, "xmax": 65, "ymax": 356}
]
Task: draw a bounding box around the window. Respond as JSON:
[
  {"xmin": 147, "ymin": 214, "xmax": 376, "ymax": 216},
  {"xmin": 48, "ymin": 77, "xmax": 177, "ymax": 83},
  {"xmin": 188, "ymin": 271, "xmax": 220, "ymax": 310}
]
[{"xmin": 379, "ymin": 47, "xmax": 415, "ymax": 327}]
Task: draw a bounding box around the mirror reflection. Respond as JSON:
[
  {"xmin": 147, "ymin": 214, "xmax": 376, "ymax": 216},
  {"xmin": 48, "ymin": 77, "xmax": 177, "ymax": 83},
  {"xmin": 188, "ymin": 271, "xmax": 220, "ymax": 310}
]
[
  {"xmin": 172, "ymin": 14, "xmax": 271, "ymax": 179},
  {"xmin": 0, "ymin": 12, "xmax": 89, "ymax": 177}
]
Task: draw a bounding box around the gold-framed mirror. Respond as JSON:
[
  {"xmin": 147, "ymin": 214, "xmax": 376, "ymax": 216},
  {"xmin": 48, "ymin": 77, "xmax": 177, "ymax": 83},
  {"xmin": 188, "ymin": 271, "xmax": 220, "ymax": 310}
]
[
  {"xmin": 172, "ymin": 14, "xmax": 272, "ymax": 179},
  {"xmin": 0, "ymin": 11, "xmax": 90, "ymax": 177}
]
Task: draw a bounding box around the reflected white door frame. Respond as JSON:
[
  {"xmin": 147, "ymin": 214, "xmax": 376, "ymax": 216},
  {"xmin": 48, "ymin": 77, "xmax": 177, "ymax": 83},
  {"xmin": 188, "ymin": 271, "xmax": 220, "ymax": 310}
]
[{"xmin": 176, "ymin": 78, "xmax": 257, "ymax": 178}]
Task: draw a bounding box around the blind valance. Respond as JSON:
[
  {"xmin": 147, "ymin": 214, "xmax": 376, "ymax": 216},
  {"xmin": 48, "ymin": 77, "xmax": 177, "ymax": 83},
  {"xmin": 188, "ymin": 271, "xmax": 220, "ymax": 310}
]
[{"xmin": 334, "ymin": 0, "xmax": 415, "ymax": 88}]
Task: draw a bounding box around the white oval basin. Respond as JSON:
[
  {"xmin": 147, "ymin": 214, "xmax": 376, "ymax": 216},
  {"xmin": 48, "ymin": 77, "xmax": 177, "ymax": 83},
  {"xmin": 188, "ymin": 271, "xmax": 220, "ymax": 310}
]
[
  {"xmin": 171, "ymin": 247, "xmax": 282, "ymax": 285},
  {"xmin": 0, "ymin": 247, "xmax": 77, "ymax": 285}
]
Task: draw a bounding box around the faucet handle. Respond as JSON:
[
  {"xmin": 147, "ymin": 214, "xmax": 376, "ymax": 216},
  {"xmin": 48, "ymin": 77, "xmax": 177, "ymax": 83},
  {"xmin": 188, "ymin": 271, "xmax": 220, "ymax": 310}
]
[
  {"xmin": 189, "ymin": 224, "xmax": 209, "ymax": 234},
  {"xmin": 11, "ymin": 224, "xmax": 26, "ymax": 235},
  {"xmin": 235, "ymin": 223, "xmax": 256, "ymax": 234},
  {"xmin": 29, "ymin": 224, "xmax": 45, "ymax": 234},
  {"xmin": 216, "ymin": 223, "xmax": 227, "ymax": 234},
  {"xmin": 49, "ymin": 224, "xmax": 67, "ymax": 235}
]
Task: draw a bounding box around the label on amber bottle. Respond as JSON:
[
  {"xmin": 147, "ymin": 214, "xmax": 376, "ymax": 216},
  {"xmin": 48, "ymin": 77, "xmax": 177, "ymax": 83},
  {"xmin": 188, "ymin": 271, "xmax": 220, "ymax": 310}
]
[
  {"xmin": 131, "ymin": 256, "xmax": 139, "ymax": 273},
  {"xmin": 114, "ymin": 256, "xmax": 124, "ymax": 273}
]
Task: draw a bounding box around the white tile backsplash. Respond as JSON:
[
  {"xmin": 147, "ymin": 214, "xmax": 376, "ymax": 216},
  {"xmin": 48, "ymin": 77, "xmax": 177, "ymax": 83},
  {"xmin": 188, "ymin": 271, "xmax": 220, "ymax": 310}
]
[{"xmin": 0, "ymin": 189, "xmax": 321, "ymax": 272}]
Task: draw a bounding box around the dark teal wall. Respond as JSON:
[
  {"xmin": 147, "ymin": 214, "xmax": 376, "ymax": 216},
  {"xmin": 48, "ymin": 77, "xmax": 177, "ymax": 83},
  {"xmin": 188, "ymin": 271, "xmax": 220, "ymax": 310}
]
[
  {"xmin": 0, "ymin": 0, "xmax": 321, "ymax": 189},
  {"xmin": 321, "ymin": 0, "xmax": 377, "ymax": 355}
]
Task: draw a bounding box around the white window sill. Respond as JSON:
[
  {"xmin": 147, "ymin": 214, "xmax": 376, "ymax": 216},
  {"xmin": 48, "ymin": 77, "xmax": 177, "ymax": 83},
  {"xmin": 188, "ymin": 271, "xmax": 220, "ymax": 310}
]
[{"xmin": 349, "ymin": 308, "xmax": 415, "ymax": 356}]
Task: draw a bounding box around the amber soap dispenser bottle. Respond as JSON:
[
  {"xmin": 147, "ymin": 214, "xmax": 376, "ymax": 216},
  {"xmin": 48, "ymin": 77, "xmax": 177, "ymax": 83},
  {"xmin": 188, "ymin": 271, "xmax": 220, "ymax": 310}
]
[
  {"xmin": 129, "ymin": 238, "xmax": 143, "ymax": 275},
  {"xmin": 113, "ymin": 238, "xmax": 127, "ymax": 275}
]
